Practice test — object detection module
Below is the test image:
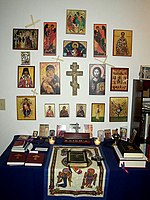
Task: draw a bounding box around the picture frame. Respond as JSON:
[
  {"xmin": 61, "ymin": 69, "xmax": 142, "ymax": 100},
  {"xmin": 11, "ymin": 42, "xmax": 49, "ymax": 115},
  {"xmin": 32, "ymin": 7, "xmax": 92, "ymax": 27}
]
[
  {"xmin": 66, "ymin": 9, "xmax": 86, "ymax": 34},
  {"xmin": 18, "ymin": 66, "xmax": 35, "ymax": 88},
  {"xmin": 139, "ymin": 65, "xmax": 150, "ymax": 80},
  {"xmin": 39, "ymin": 124, "xmax": 49, "ymax": 138},
  {"xmin": 21, "ymin": 52, "xmax": 30, "ymax": 65},
  {"xmin": 63, "ymin": 40, "xmax": 87, "ymax": 58},
  {"xmin": 45, "ymin": 103, "xmax": 55, "ymax": 117},
  {"xmin": 76, "ymin": 103, "xmax": 86, "ymax": 118},
  {"xmin": 43, "ymin": 22, "xmax": 57, "ymax": 56},
  {"xmin": 89, "ymin": 64, "xmax": 105, "ymax": 95},
  {"xmin": 120, "ymin": 127, "xmax": 127, "ymax": 141},
  {"xmin": 33, "ymin": 131, "xmax": 38, "ymax": 138},
  {"xmin": 104, "ymin": 129, "xmax": 112, "ymax": 139},
  {"xmin": 16, "ymin": 96, "xmax": 36, "ymax": 120},
  {"xmin": 59, "ymin": 104, "xmax": 69, "ymax": 117},
  {"xmin": 113, "ymin": 29, "xmax": 132, "ymax": 56},
  {"xmin": 84, "ymin": 124, "xmax": 93, "ymax": 138},
  {"xmin": 109, "ymin": 97, "xmax": 128, "ymax": 122},
  {"xmin": 13, "ymin": 29, "xmax": 38, "ymax": 50},
  {"xmin": 91, "ymin": 103, "xmax": 105, "ymax": 122},
  {"xmin": 56, "ymin": 125, "xmax": 66, "ymax": 138},
  {"xmin": 110, "ymin": 67, "xmax": 129, "ymax": 91},
  {"xmin": 94, "ymin": 24, "xmax": 107, "ymax": 57},
  {"xmin": 40, "ymin": 62, "xmax": 60, "ymax": 95}
]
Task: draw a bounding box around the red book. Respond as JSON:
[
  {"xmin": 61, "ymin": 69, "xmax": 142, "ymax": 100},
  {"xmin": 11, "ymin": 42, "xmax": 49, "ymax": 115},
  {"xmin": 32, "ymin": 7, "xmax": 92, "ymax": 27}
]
[
  {"xmin": 25, "ymin": 153, "xmax": 45, "ymax": 166},
  {"xmin": 7, "ymin": 152, "xmax": 27, "ymax": 166},
  {"xmin": 13, "ymin": 140, "xmax": 26, "ymax": 148}
]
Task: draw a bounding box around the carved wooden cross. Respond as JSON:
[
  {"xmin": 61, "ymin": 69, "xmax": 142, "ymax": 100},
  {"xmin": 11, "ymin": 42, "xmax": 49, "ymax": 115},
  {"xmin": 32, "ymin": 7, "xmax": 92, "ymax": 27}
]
[
  {"xmin": 70, "ymin": 123, "xmax": 81, "ymax": 133},
  {"xmin": 66, "ymin": 62, "xmax": 83, "ymax": 95}
]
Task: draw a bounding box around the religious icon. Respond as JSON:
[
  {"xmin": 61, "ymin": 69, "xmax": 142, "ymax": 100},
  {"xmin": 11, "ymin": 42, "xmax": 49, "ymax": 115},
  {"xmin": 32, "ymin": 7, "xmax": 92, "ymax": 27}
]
[
  {"xmin": 13, "ymin": 29, "xmax": 38, "ymax": 50},
  {"xmin": 16, "ymin": 96, "xmax": 36, "ymax": 120},
  {"xmin": 76, "ymin": 104, "xmax": 86, "ymax": 117},
  {"xmin": 113, "ymin": 29, "xmax": 132, "ymax": 56},
  {"xmin": 110, "ymin": 68, "xmax": 129, "ymax": 91},
  {"xmin": 94, "ymin": 24, "xmax": 107, "ymax": 57},
  {"xmin": 59, "ymin": 104, "xmax": 69, "ymax": 117},
  {"xmin": 91, "ymin": 103, "xmax": 105, "ymax": 122},
  {"xmin": 43, "ymin": 22, "xmax": 57, "ymax": 56},
  {"xmin": 109, "ymin": 97, "xmax": 128, "ymax": 122},
  {"xmin": 21, "ymin": 52, "xmax": 30, "ymax": 65},
  {"xmin": 66, "ymin": 9, "xmax": 86, "ymax": 34},
  {"xmin": 45, "ymin": 103, "xmax": 55, "ymax": 117},
  {"xmin": 40, "ymin": 62, "xmax": 60, "ymax": 95},
  {"xmin": 139, "ymin": 65, "xmax": 150, "ymax": 80},
  {"xmin": 89, "ymin": 64, "xmax": 105, "ymax": 95},
  {"xmin": 63, "ymin": 40, "xmax": 87, "ymax": 58},
  {"xmin": 39, "ymin": 124, "xmax": 49, "ymax": 137},
  {"xmin": 18, "ymin": 66, "xmax": 35, "ymax": 88}
]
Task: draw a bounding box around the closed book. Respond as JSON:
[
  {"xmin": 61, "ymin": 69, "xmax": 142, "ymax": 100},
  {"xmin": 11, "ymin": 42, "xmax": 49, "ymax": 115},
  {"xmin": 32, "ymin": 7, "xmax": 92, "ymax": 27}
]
[
  {"xmin": 17, "ymin": 135, "xmax": 30, "ymax": 141},
  {"xmin": 117, "ymin": 140, "xmax": 144, "ymax": 158},
  {"xmin": 7, "ymin": 152, "xmax": 27, "ymax": 166},
  {"xmin": 67, "ymin": 150, "xmax": 88, "ymax": 167},
  {"xmin": 11, "ymin": 142, "xmax": 30, "ymax": 152},
  {"xmin": 114, "ymin": 145, "xmax": 147, "ymax": 168},
  {"xmin": 25, "ymin": 153, "xmax": 45, "ymax": 166},
  {"xmin": 12, "ymin": 140, "xmax": 26, "ymax": 148}
]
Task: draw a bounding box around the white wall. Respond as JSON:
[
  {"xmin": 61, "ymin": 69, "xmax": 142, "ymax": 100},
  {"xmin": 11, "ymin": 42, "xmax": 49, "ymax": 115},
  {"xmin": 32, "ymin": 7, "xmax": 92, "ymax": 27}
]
[{"xmin": 0, "ymin": 0, "xmax": 150, "ymax": 155}]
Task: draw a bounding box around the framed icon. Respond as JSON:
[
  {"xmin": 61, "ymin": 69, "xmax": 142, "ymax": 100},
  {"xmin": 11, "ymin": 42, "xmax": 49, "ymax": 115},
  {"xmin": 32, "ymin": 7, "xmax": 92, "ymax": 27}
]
[
  {"xmin": 139, "ymin": 65, "xmax": 150, "ymax": 80},
  {"xmin": 63, "ymin": 40, "xmax": 87, "ymax": 58},
  {"xmin": 59, "ymin": 104, "xmax": 69, "ymax": 117},
  {"xmin": 113, "ymin": 29, "xmax": 132, "ymax": 56},
  {"xmin": 18, "ymin": 66, "xmax": 35, "ymax": 88},
  {"xmin": 21, "ymin": 52, "xmax": 30, "ymax": 65},
  {"xmin": 40, "ymin": 62, "xmax": 60, "ymax": 95},
  {"xmin": 91, "ymin": 103, "xmax": 105, "ymax": 122},
  {"xmin": 110, "ymin": 67, "xmax": 129, "ymax": 91},
  {"xmin": 94, "ymin": 24, "xmax": 107, "ymax": 57},
  {"xmin": 109, "ymin": 97, "xmax": 128, "ymax": 122},
  {"xmin": 89, "ymin": 64, "xmax": 105, "ymax": 95},
  {"xmin": 43, "ymin": 22, "xmax": 57, "ymax": 56},
  {"xmin": 16, "ymin": 96, "xmax": 36, "ymax": 120},
  {"xmin": 66, "ymin": 9, "xmax": 86, "ymax": 34},
  {"xmin": 13, "ymin": 29, "xmax": 38, "ymax": 50},
  {"xmin": 45, "ymin": 103, "xmax": 55, "ymax": 117},
  {"xmin": 76, "ymin": 104, "xmax": 86, "ymax": 117}
]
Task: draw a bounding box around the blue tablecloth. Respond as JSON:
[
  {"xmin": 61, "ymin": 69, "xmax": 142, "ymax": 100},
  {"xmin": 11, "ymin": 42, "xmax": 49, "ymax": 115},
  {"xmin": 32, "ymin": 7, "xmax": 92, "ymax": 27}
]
[{"xmin": 0, "ymin": 136, "xmax": 150, "ymax": 200}]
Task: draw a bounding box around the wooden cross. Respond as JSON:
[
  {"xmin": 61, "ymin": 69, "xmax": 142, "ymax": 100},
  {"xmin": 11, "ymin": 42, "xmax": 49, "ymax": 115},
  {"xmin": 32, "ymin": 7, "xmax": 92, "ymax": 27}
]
[
  {"xmin": 25, "ymin": 15, "xmax": 41, "ymax": 28},
  {"xmin": 66, "ymin": 62, "xmax": 83, "ymax": 95},
  {"xmin": 70, "ymin": 123, "xmax": 81, "ymax": 133}
]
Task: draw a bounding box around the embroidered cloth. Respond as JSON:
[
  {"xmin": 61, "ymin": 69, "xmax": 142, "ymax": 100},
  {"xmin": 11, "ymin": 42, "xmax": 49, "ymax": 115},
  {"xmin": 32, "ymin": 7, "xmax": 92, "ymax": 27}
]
[{"xmin": 48, "ymin": 146, "xmax": 106, "ymax": 197}]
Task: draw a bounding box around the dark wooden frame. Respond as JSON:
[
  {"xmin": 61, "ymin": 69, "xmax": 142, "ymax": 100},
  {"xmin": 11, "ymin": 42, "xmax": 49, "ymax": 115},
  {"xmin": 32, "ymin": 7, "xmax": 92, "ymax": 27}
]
[
  {"xmin": 13, "ymin": 29, "xmax": 38, "ymax": 50},
  {"xmin": 110, "ymin": 67, "xmax": 129, "ymax": 91}
]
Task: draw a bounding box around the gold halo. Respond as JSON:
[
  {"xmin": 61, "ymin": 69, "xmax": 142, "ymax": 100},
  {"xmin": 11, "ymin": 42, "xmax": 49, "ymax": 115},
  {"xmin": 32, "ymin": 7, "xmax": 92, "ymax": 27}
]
[{"xmin": 72, "ymin": 42, "xmax": 79, "ymax": 48}]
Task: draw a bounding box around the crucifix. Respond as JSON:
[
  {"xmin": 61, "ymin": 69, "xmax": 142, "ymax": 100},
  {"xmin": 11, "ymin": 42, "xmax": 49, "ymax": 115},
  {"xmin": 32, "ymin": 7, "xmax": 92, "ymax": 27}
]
[
  {"xmin": 70, "ymin": 123, "xmax": 81, "ymax": 133},
  {"xmin": 66, "ymin": 62, "xmax": 83, "ymax": 95},
  {"xmin": 25, "ymin": 15, "xmax": 41, "ymax": 28}
]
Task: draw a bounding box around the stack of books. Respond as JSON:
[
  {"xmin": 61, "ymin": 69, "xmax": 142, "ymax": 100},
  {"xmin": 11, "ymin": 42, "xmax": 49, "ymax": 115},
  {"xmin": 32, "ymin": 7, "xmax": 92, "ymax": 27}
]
[
  {"xmin": 114, "ymin": 140, "xmax": 148, "ymax": 168},
  {"xmin": 11, "ymin": 140, "xmax": 31, "ymax": 152}
]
